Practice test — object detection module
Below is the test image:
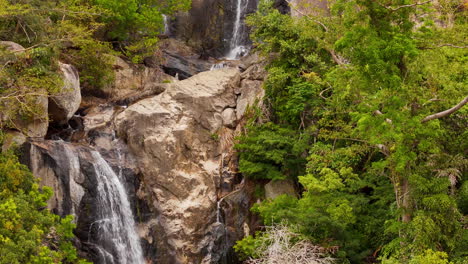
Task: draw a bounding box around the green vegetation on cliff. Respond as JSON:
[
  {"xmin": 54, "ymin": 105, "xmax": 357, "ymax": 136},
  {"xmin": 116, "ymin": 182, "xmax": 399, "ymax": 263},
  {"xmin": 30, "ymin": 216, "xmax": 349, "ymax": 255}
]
[
  {"xmin": 0, "ymin": 0, "xmax": 191, "ymax": 126},
  {"xmin": 236, "ymin": 0, "xmax": 467, "ymax": 263},
  {"xmin": 0, "ymin": 148, "xmax": 89, "ymax": 263}
]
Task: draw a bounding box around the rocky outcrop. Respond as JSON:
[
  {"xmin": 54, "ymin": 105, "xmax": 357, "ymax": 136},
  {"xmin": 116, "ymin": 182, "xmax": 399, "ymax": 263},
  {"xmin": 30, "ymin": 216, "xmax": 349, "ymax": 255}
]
[
  {"xmin": 115, "ymin": 68, "xmax": 239, "ymax": 263},
  {"xmin": 49, "ymin": 62, "xmax": 81, "ymax": 124},
  {"xmin": 0, "ymin": 41, "xmax": 25, "ymax": 52},
  {"xmin": 0, "ymin": 42, "xmax": 84, "ymax": 139},
  {"xmin": 9, "ymin": 91, "xmax": 49, "ymax": 138},
  {"xmin": 99, "ymin": 56, "xmax": 173, "ymax": 100},
  {"xmin": 265, "ymin": 180, "xmax": 297, "ymax": 199},
  {"xmin": 144, "ymin": 39, "xmax": 213, "ymax": 80},
  {"xmin": 1, "ymin": 130, "xmax": 26, "ymax": 152},
  {"xmin": 0, "ymin": 42, "xmax": 49, "ymax": 138}
]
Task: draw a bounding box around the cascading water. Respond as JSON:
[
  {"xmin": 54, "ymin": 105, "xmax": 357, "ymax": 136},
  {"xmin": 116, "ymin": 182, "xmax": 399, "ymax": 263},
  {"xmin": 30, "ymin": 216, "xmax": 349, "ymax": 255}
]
[
  {"xmin": 162, "ymin": 14, "xmax": 170, "ymax": 35},
  {"xmin": 225, "ymin": 0, "xmax": 250, "ymax": 60},
  {"xmin": 88, "ymin": 150, "xmax": 145, "ymax": 264}
]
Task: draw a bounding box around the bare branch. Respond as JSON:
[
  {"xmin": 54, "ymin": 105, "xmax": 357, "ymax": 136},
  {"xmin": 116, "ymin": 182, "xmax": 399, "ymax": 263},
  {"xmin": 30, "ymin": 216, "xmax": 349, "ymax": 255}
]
[
  {"xmin": 319, "ymin": 87, "xmax": 332, "ymax": 100},
  {"xmin": 379, "ymin": 0, "xmax": 432, "ymax": 11},
  {"xmin": 18, "ymin": 21, "xmax": 31, "ymax": 43},
  {"xmin": 373, "ymin": 110, "xmax": 393, "ymax": 124},
  {"xmin": 422, "ymin": 95, "xmax": 468, "ymax": 123},
  {"xmin": 329, "ymin": 49, "xmax": 348, "ymax": 66},
  {"xmin": 436, "ymin": 44, "xmax": 468, "ymax": 49},
  {"xmin": 284, "ymin": 0, "xmax": 350, "ymax": 66}
]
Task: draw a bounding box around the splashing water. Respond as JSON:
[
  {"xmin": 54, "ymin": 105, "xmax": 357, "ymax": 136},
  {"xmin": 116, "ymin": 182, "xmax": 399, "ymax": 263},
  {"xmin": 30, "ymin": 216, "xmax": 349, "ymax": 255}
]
[
  {"xmin": 226, "ymin": 0, "xmax": 250, "ymax": 59},
  {"xmin": 88, "ymin": 151, "xmax": 145, "ymax": 264}
]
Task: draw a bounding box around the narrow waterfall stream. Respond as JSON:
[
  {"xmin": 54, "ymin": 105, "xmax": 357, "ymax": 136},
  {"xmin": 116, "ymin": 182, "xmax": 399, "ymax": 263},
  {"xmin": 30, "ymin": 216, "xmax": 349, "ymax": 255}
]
[
  {"xmin": 226, "ymin": 0, "xmax": 250, "ymax": 59},
  {"xmin": 162, "ymin": 14, "xmax": 170, "ymax": 35},
  {"xmin": 88, "ymin": 151, "xmax": 145, "ymax": 264}
]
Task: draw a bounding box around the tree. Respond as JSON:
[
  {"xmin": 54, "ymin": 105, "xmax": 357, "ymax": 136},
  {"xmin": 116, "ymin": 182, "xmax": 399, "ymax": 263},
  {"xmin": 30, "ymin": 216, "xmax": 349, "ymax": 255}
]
[{"xmin": 236, "ymin": 0, "xmax": 467, "ymax": 262}]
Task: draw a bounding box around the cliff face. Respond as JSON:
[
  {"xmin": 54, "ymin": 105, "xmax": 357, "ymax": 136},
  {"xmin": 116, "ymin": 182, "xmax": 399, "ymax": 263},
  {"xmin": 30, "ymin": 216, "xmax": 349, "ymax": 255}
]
[
  {"xmin": 14, "ymin": 50, "xmax": 267, "ymax": 263},
  {"xmin": 170, "ymin": 0, "xmax": 259, "ymax": 57},
  {"xmin": 3, "ymin": 1, "xmax": 273, "ymax": 262}
]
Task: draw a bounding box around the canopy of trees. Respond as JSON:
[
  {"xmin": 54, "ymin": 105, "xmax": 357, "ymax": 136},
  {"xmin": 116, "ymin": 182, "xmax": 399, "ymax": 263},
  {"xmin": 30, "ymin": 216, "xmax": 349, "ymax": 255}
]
[{"xmin": 235, "ymin": 0, "xmax": 467, "ymax": 263}]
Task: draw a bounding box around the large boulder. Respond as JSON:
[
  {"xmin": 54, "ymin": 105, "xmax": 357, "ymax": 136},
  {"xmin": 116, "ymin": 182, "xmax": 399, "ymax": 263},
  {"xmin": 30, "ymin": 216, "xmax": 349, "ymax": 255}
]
[
  {"xmin": 115, "ymin": 68, "xmax": 239, "ymax": 263},
  {"xmin": 10, "ymin": 92, "xmax": 49, "ymax": 138},
  {"xmin": 0, "ymin": 42, "xmax": 48, "ymax": 138},
  {"xmin": 48, "ymin": 62, "xmax": 81, "ymax": 124},
  {"xmin": 265, "ymin": 180, "xmax": 297, "ymax": 199},
  {"xmin": 97, "ymin": 56, "xmax": 173, "ymax": 99},
  {"xmin": 0, "ymin": 41, "xmax": 25, "ymax": 52}
]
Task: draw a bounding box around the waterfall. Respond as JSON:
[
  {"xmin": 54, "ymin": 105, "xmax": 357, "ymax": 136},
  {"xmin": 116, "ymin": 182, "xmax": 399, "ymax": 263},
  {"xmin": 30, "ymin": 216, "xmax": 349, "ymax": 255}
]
[
  {"xmin": 226, "ymin": 0, "xmax": 250, "ymax": 60},
  {"xmin": 88, "ymin": 151, "xmax": 145, "ymax": 264},
  {"xmin": 163, "ymin": 14, "xmax": 170, "ymax": 35}
]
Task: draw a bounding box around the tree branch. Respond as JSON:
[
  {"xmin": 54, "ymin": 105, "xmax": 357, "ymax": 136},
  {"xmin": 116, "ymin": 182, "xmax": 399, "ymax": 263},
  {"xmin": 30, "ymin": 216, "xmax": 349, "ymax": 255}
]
[
  {"xmin": 284, "ymin": 0, "xmax": 350, "ymax": 66},
  {"xmin": 379, "ymin": 0, "xmax": 432, "ymax": 11},
  {"xmin": 284, "ymin": 0, "xmax": 328, "ymax": 31},
  {"xmin": 422, "ymin": 96, "xmax": 468, "ymax": 123}
]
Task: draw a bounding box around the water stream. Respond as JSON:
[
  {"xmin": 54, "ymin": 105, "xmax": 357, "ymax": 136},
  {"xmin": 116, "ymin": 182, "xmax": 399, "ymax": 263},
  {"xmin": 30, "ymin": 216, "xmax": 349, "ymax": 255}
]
[
  {"xmin": 88, "ymin": 151, "xmax": 145, "ymax": 264},
  {"xmin": 226, "ymin": 0, "xmax": 250, "ymax": 59},
  {"xmin": 163, "ymin": 14, "xmax": 170, "ymax": 35}
]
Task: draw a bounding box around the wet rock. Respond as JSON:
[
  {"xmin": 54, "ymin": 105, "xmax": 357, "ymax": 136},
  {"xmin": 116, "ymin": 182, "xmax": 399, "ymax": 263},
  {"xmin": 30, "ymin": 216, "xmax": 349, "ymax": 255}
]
[
  {"xmin": 172, "ymin": 0, "xmax": 258, "ymax": 57},
  {"xmin": 49, "ymin": 62, "xmax": 81, "ymax": 124},
  {"xmin": 161, "ymin": 50, "xmax": 212, "ymax": 79},
  {"xmin": 22, "ymin": 141, "xmax": 86, "ymax": 217},
  {"xmin": 21, "ymin": 140, "xmax": 157, "ymax": 263}
]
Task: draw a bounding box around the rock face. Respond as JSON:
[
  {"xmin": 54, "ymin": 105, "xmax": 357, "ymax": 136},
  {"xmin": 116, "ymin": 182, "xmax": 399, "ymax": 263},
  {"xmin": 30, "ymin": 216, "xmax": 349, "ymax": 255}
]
[
  {"xmin": 21, "ymin": 139, "xmax": 157, "ymax": 263},
  {"xmin": 115, "ymin": 68, "xmax": 239, "ymax": 263},
  {"xmin": 49, "ymin": 62, "xmax": 81, "ymax": 124},
  {"xmin": 265, "ymin": 180, "xmax": 297, "ymax": 199},
  {"xmin": 172, "ymin": 0, "xmax": 258, "ymax": 57},
  {"xmin": 0, "ymin": 41, "xmax": 25, "ymax": 52},
  {"xmin": 144, "ymin": 39, "xmax": 213, "ymax": 80}
]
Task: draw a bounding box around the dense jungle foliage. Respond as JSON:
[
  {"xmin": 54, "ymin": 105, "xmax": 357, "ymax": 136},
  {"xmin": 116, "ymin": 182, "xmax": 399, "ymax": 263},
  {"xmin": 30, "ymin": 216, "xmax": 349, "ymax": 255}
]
[{"xmin": 235, "ymin": 0, "xmax": 467, "ymax": 263}]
